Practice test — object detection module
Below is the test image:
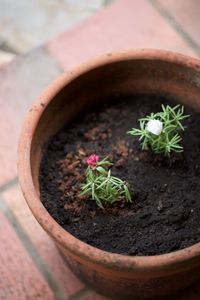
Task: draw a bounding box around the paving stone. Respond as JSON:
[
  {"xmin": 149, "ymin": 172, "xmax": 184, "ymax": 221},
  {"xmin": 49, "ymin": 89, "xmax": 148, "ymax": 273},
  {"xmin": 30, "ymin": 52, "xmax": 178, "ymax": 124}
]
[
  {"xmin": 156, "ymin": 0, "xmax": 200, "ymax": 51},
  {"xmin": 0, "ymin": 46, "xmax": 61, "ymax": 186},
  {"xmin": 0, "ymin": 37, "xmax": 18, "ymax": 54},
  {"xmin": 0, "ymin": 0, "xmax": 111, "ymax": 53},
  {"xmin": 66, "ymin": 0, "xmax": 108, "ymax": 10},
  {"xmin": 0, "ymin": 50, "xmax": 15, "ymax": 66},
  {"xmin": 46, "ymin": 0, "xmax": 196, "ymax": 70},
  {"xmin": 0, "ymin": 210, "xmax": 55, "ymax": 300},
  {"xmin": 2, "ymin": 184, "xmax": 84, "ymax": 297}
]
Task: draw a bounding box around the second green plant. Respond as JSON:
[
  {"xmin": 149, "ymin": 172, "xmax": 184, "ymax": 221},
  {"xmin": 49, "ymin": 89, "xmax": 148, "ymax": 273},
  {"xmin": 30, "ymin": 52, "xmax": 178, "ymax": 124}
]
[{"xmin": 128, "ymin": 104, "xmax": 189, "ymax": 156}]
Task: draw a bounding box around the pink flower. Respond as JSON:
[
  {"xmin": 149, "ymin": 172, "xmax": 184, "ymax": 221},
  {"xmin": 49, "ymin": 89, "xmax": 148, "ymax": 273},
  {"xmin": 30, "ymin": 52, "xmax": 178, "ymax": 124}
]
[{"xmin": 86, "ymin": 154, "xmax": 99, "ymax": 167}]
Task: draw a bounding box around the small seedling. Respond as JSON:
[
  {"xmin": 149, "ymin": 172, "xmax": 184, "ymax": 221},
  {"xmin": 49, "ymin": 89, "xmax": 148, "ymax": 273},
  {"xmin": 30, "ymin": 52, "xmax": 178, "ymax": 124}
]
[
  {"xmin": 128, "ymin": 104, "xmax": 190, "ymax": 156},
  {"xmin": 80, "ymin": 154, "xmax": 132, "ymax": 208}
]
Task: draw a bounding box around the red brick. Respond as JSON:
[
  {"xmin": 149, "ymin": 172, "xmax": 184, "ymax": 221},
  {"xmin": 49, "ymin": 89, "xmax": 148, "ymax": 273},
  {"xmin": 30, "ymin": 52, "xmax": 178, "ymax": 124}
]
[
  {"xmin": 46, "ymin": 0, "xmax": 196, "ymax": 70},
  {"xmin": 0, "ymin": 210, "xmax": 54, "ymax": 300},
  {"xmin": 157, "ymin": 0, "xmax": 200, "ymax": 49},
  {"xmin": 3, "ymin": 185, "xmax": 84, "ymax": 297},
  {"xmin": 0, "ymin": 47, "xmax": 61, "ymax": 186}
]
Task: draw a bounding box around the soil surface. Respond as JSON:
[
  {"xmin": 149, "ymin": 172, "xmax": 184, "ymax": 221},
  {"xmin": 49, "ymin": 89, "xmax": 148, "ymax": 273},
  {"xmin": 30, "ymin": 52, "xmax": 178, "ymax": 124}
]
[{"xmin": 40, "ymin": 95, "xmax": 200, "ymax": 256}]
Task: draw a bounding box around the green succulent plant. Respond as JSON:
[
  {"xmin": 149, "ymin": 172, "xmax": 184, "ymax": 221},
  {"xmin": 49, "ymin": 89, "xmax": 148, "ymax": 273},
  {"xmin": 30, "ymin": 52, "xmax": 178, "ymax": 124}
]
[
  {"xmin": 80, "ymin": 155, "xmax": 131, "ymax": 208},
  {"xmin": 128, "ymin": 104, "xmax": 189, "ymax": 156}
]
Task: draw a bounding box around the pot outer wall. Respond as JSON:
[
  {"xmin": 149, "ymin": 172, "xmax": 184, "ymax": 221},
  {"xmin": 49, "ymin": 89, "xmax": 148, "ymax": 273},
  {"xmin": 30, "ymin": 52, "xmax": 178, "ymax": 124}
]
[
  {"xmin": 59, "ymin": 245, "xmax": 200, "ymax": 300},
  {"xmin": 18, "ymin": 50, "xmax": 200, "ymax": 299}
]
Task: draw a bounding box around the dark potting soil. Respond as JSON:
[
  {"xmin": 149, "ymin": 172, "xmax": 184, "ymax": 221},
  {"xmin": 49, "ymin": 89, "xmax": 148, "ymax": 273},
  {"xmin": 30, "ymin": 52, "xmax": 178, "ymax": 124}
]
[{"xmin": 40, "ymin": 95, "xmax": 200, "ymax": 256}]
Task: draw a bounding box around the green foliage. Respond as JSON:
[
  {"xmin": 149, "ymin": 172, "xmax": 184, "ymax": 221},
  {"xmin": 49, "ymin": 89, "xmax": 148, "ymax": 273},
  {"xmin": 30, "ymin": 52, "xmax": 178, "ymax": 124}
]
[
  {"xmin": 128, "ymin": 104, "xmax": 189, "ymax": 156},
  {"xmin": 80, "ymin": 157, "xmax": 132, "ymax": 208}
]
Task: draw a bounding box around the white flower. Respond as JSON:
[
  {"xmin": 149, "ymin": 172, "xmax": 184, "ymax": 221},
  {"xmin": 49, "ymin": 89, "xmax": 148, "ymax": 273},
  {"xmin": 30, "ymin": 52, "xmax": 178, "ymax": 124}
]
[{"xmin": 146, "ymin": 119, "xmax": 163, "ymax": 135}]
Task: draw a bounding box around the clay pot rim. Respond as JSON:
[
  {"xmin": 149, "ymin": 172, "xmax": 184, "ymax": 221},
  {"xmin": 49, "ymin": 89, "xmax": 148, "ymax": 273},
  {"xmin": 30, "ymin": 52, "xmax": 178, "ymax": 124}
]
[{"xmin": 18, "ymin": 48, "xmax": 200, "ymax": 273}]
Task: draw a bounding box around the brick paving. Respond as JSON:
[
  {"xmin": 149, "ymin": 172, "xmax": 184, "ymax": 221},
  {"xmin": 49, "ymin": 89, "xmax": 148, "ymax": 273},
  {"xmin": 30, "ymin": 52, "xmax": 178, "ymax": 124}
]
[
  {"xmin": 0, "ymin": 47, "xmax": 61, "ymax": 185},
  {"xmin": 0, "ymin": 210, "xmax": 55, "ymax": 300},
  {"xmin": 0, "ymin": 0, "xmax": 114, "ymax": 54},
  {"xmin": 47, "ymin": 0, "xmax": 196, "ymax": 70},
  {"xmin": 0, "ymin": 0, "xmax": 200, "ymax": 299},
  {"xmin": 3, "ymin": 185, "xmax": 84, "ymax": 298},
  {"xmin": 155, "ymin": 0, "xmax": 200, "ymax": 53}
]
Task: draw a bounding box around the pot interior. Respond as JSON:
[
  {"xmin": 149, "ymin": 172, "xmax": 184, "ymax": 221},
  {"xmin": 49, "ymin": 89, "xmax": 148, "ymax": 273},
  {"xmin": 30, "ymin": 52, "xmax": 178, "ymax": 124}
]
[{"xmin": 30, "ymin": 57, "xmax": 200, "ymax": 189}]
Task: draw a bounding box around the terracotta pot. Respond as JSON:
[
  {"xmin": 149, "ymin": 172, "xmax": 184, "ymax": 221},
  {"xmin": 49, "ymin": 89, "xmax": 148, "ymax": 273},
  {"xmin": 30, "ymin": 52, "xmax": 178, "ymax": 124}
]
[{"xmin": 18, "ymin": 49, "xmax": 200, "ymax": 299}]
